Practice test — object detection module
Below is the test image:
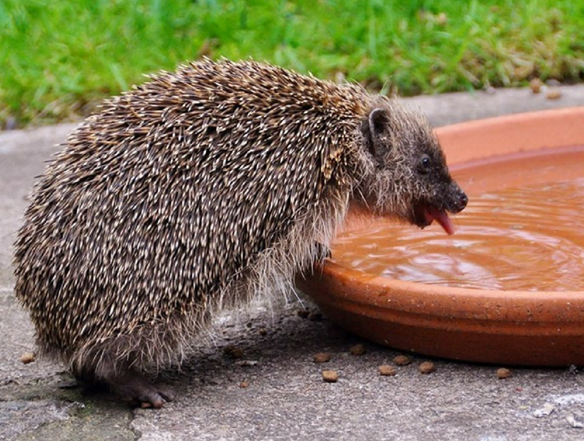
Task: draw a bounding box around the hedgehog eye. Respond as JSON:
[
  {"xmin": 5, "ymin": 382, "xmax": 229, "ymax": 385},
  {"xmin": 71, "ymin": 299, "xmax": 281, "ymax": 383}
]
[{"xmin": 419, "ymin": 154, "xmax": 431, "ymax": 173}]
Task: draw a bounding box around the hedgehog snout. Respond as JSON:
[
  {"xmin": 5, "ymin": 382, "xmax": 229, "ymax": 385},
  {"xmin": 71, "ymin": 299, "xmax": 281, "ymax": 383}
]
[{"xmin": 447, "ymin": 183, "xmax": 468, "ymax": 214}]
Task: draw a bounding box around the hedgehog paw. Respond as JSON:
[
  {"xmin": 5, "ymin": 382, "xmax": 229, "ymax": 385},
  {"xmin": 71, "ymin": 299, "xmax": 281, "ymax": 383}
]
[{"xmin": 109, "ymin": 370, "xmax": 175, "ymax": 409}]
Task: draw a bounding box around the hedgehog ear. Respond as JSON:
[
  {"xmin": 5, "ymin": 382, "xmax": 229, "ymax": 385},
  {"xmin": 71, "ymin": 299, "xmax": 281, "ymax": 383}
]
[{"xmin": 362, "ymin": 108, "xmax": 390, "ymax": 157}]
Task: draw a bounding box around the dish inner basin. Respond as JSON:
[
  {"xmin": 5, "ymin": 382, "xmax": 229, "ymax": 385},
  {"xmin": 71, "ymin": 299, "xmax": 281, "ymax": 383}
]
[{"xmin": 332, "ymin": 145, "xmax": 584, "ymax": 291}]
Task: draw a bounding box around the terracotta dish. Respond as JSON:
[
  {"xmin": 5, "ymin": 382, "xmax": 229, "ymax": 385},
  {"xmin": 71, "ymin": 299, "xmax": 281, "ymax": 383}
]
[{"xmin": 298, "ymin": 107, "xmax": 584, "ymax": 367}]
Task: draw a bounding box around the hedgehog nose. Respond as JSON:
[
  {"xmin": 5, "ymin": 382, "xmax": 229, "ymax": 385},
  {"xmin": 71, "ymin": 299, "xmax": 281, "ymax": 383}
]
[
  {"xmin": 448, "ymin": 183, "xmax": 468, "ymax": 214},
  {"xmin": 459, "ymin": 192, "xmax": 468, "ymax": 208},
  {"xmin": 454, "ymin": 191, "xmax": 468, "ymax": 213}
]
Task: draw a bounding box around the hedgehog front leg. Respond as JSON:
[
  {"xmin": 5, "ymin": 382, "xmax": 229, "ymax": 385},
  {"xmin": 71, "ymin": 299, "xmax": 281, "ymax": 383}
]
[{"xmin": 315, "ymin": 241, "xmax": 332, "ymax": 259}]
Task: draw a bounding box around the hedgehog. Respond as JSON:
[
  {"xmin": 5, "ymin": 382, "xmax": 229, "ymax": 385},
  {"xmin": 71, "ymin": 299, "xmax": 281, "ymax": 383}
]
[{"xmin": 13, "ymin": 59, "xmax": 467, "ymax": 408}]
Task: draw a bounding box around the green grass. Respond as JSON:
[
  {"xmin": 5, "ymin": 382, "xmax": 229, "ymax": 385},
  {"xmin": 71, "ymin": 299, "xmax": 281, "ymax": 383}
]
[{"xmin": 1, "ymin": 0, "xmax": 584, "ymax": 127}]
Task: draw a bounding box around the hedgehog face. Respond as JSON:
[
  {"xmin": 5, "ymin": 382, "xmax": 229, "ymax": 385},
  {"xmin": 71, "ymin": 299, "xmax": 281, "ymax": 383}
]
[{"xmin": 359, "ymin": 105, "xmax": 467, "ymax": 235}]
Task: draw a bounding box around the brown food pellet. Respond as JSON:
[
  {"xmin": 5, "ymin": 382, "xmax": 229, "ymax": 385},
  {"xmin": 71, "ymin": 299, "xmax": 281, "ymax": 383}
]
[
  {"xmin": 546, "ymin": 89, "xmax": 562, "ymax": 100},
  {"xmin": 313, "ymin": 352, "xmax": 332, "ymax": 363},
  {"xmin": 349, "ymin": 343, "xmax": 366, "ymax": 356},
  {"xmin": 393, "ymin": 355, "xmax": 412, "ymax": 366},
  {"xmin": 20, "ymin": 352, "xmax": 36, "ymax": 364},
  {"xmin": 529, "ymin": 78, "xmax": 542, "ymax": 94},
  {"xmin": 322, "ymin": 370, "xmax": 339, "ymax": 383},
  {"xmin": 419, "ymin": 361, "xmax": 436, "ymax": 374},
  {"xmin": 258, "ymin": 328, "xmax": 267, "ymax": 336},
  {"xmin": 496, "ymin": 367, "xmax": 513, "ymax": 379},
  {"xmin": 223, "ymin": 345, "xmax": 244, "ymax": 359},
  {"xmin": 239, "ymin": 381, "xmax": 249, "ymax": 388},
  {"xmin": 378, "ymin": 365, "xmax": 397, "ymax": 376}
]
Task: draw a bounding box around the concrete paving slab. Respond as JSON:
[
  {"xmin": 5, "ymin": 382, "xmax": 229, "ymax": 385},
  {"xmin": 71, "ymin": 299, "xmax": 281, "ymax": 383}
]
[{"xmin": 1, "ymin": 85, "xmax": 583, "ymax": 441}]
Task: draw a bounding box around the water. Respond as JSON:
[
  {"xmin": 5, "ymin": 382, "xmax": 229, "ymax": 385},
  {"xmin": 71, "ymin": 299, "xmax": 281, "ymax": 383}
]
[{"xmin": 332, "ymin": 147, "xmax": 584, "ymax": 292}]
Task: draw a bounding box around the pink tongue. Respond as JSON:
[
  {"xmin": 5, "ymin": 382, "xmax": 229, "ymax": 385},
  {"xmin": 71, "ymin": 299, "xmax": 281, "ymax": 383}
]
[{"xmin": 426, "ymin": 207, "xmax": 455, "ymax": 235}]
